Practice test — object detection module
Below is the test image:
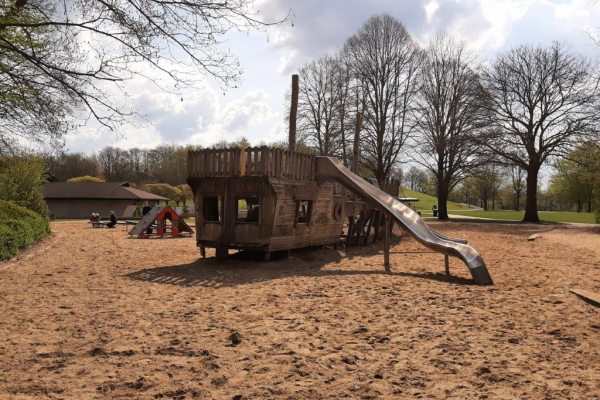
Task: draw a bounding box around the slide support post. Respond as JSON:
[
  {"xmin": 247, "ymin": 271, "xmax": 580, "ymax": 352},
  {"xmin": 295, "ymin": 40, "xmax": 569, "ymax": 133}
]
[{"xmin": 384, "ymin": 214, "xmax": 391, "ymax": 272}]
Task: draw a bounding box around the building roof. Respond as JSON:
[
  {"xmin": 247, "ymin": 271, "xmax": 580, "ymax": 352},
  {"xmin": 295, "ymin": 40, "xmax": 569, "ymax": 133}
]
[{"xmin": 43, "ymin": 182, "xmax": 169, "ymax": 201}]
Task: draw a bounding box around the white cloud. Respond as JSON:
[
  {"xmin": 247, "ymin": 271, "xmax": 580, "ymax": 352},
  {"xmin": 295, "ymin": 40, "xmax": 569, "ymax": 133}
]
[
  {"xmin": 63, "ymin": 0, "xmax": 600, "ymax": 154},
  {"xmin": 187, "ymin": 90, "xmax": 277, "ymax": 146}
]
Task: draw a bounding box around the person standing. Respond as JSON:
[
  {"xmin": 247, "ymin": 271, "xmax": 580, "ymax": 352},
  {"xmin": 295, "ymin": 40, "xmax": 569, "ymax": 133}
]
[
  {"xmin": 141, "ymin": 202, "xmax": 154, "ymax": 234},
  {"xmin": 142, "ymin": 202, "xmax": 152, "ymax": 216}
]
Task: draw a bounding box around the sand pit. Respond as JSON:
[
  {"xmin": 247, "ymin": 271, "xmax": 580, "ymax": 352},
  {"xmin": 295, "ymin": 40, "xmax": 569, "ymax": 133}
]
[{"xmin": 1, "ymin": 221, "xmax": 599, "ymax": 399}]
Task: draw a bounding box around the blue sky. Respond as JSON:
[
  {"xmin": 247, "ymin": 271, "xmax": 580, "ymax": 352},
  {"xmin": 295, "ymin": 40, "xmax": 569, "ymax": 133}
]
[{"xmin": 64, "ymin": 0, "xmax": 600, "ymax": 154}]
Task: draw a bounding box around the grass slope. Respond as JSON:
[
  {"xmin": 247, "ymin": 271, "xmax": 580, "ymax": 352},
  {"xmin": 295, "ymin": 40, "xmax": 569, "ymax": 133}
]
[
  {"xmin": 398, "ymin": 188, "xmax": 473, "ymax": 212},
  {"xmin": 449, "ymin": 210, "xmax": 597, "ymax": 224}
]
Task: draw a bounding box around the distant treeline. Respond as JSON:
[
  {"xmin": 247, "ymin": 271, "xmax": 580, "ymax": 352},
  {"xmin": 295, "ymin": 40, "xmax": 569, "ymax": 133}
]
[{"xmin": 46, "ymin": 139, "xmax": 247, "ymax": 186}]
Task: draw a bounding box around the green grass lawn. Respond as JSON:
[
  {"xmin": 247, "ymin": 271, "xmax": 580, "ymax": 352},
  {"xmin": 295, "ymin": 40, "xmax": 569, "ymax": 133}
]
[
  {"xmin": 448, "ymin": 210, "xmax": 598, "ymax": 224},
  {"xmin": 398, "ymin": 188, "xmax": 473, "ymax": 212}
]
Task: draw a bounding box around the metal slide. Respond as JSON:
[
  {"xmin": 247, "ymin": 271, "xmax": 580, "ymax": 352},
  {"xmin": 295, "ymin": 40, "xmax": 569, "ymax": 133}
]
[{"xmin": 315, "ymin": 157, "xmax": 493, "ymax": 285}]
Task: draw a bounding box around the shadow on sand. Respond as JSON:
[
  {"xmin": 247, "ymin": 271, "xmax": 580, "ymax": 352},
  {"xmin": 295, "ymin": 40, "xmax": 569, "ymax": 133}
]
[{"xmin": 124, "ymin": 243, "xmax": 474, "ymax": 288}]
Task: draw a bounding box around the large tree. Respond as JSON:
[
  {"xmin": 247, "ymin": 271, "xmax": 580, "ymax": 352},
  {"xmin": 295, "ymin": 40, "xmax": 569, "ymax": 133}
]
[
  {"xmin": 342, "ymin": 14, "xmax": 422, "ymax": 184},
  {"xmin": 297, "ymin": 54, "xmax": 345, "ymax": 157},
  {"xmin": 480, "ymin": 42, "xmax": 600, "ymax": 222},
  {"xmin": 413, "ymin": 34, "xmax": 486, "ymax": 220},
  {"xmin": 0, "ymin": 0, "xmax": 287, "ymax": 151},
  {"xmin": 0, "ymin": 0, "xmax": 69, "ymax": 150}
]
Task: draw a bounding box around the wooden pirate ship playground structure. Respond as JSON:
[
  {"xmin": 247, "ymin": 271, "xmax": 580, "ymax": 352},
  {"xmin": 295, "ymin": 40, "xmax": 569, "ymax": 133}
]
[
  {"xmin": 187, "ymin": 146, "xmax": 398, "ymax": 259},
  {"xmin": 187, "ymin": 147, "xmax": 494, "ymax": 285}
]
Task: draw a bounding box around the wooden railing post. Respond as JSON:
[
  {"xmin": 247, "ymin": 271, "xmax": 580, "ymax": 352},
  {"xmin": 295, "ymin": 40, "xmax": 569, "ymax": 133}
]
[
  {"xmin": 261, "ymin": 146, "xmax": 268, "ymax": 176},
  {"xmin": 240, "ymin": 147, "xmax": 246, "ymax": 176}
]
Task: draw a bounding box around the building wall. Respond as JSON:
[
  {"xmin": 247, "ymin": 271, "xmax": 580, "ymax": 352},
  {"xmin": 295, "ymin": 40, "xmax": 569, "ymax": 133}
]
[{"xmin": 47, "ymin": 199, "xmax": 141, "ymax": 219}]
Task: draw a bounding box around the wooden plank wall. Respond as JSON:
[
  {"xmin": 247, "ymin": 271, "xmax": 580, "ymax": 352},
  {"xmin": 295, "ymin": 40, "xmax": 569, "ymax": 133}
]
[
  {"xmin": 269, "ymin": 178, "xmax": 343, "ymax": 251},
  {"xmin": 188, "ymin": 146, "xmax": 315, "ymax": 181},
  {"xmin": 192, "ymin": 177, "xmax": 274, "ymax": 245}
]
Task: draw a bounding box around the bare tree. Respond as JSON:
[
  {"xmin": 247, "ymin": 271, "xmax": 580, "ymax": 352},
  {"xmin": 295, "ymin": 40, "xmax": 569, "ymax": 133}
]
[
  {"xmin": 509, "ymin": 164, "xmax": 526, "ymax": 211},
  {"xmin": 405, "ymin": 165, "xmax": 428, "ymax": 192},
  {"xmin": 334, "ymin": 55, "xmax": 355, "ymax": 166},
  {"xmin": 50, "ymin": 153, "xmax": 102, "ymax": 181},
  {"xmin": 413, "ymin": 34, "xmax": 486, "ymax": 220},
  {"xmin": 342, "ymin": 14, "xmax": 422, "ymax": 184},
  {"xmin": 97, "ymin": 147, "xmax": 129, "ymax": 182},
  {"xmin": 0, "ymin": 0, "xmax": 288, "ymax": 151},
  {"xmin": 472, "ymin": 166, "xmax": 502, "ymax": 211},
  {"xmin": 297, "ymin": 54, "xmax": 345, "ymax": 157},
  {"xmin": 480, "ymin": 43, "xmax": 600, "ymax": 222}
]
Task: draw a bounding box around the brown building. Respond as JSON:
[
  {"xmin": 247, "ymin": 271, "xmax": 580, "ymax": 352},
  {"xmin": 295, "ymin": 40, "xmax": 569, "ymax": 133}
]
[{"xmin": 43, "ymin": 182, "xmax": 168, "ymax": 219}]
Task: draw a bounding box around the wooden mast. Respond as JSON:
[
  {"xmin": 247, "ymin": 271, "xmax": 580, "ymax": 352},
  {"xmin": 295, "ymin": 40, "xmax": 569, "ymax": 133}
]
[
  {"xmin": 289, "ymin": 74, "xmax": 299, "ymax": 151},
  {"xmin": 352, "ymin": 113, "xmax": 362, "ymax": 174}
]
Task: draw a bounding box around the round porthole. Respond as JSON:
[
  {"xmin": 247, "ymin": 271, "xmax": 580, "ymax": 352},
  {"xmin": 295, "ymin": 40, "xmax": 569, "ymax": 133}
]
[{"xmin": 333, "ymin": 202, "xmax": 343, "ymax": 220}]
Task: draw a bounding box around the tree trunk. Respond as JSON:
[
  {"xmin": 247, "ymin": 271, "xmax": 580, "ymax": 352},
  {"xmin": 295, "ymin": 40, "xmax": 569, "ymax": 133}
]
[
  {"xmin": 438, "ymin": 188, "xmax": 449, "ymax": 220},
  {"xmin": 515, "ymin": 193, "xmax": 520, "ymax": 211},
  {"xmin": 523, "ymin": 168, "xmax": 540, "ymax": 222}
]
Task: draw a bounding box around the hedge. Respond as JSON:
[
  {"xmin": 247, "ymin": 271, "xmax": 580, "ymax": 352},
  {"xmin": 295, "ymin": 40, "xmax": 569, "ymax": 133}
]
[{"xmin": 0, "ymin": 201, "xmax": 50, "ymax": 261}]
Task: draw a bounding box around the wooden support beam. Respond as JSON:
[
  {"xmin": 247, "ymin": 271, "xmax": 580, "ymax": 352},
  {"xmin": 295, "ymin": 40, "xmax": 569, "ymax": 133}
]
[
  {"xmin": 384, "ymin": 215, "xmax": 391, "ymax": 272},
  {"xmin": 445, "ymin": 255, "xmax": 450, "ymax": 275},
  {"xmin": 215, "ymin": 245, "xmax": 228, "ymax": 259},
  {"xmin": 346, "ymin": 216, "xmax": 355, "ymax": 248},
  {"xmin": 373, "ymin": 210, "xmax": 383, "ymax": 242},
  {"xmin": 365, "ymin": 210, "xmax": 376, "ymax": 245}
]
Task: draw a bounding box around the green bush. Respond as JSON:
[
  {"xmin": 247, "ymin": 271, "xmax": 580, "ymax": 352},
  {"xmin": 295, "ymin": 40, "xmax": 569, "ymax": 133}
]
[
  {"xmin": 0, "ymin": 201, "xmax": 50, "ymax": 260},
  {"xmin": 0, "ymin": 155, "xmax": 49, "ymax": 216}
]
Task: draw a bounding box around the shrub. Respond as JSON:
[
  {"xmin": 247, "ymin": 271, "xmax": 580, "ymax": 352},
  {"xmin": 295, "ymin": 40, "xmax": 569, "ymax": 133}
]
[
  {"xmin": 0, "ymin": 201, "xmax": 50, "ymax": 260},
  {"xmin": 143, "ymin": 183, "xmax": 181, "ymax": 201},
  {"xmin": 67, "ymin": 175, "xmax": 105, "ymax": 182},
  {"xmin": 0, "ymin": 155, "xmax": 49, "ymax": 216}
]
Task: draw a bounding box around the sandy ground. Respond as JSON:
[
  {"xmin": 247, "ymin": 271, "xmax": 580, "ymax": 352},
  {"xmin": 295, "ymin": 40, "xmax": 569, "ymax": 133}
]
[{"xmin": 1, "ymin": 221, "xmax": 599, "ymax": 400}]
